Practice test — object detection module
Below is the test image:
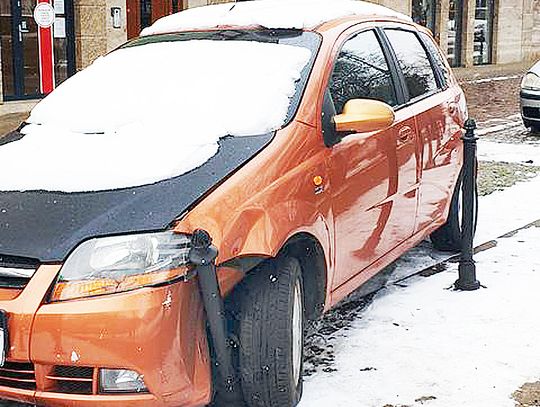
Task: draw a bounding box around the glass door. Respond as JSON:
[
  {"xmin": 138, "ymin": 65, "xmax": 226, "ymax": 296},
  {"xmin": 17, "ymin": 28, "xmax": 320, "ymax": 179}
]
[
  {"xmin": 474, "ymin": 0, "xmax": 495, "ymax": 65},
  {"xmin": 1, "ymin": 0, "xmax": 75, "ymax": 101},
  {"xmin": 20, "ymin": 0, "xmax": 41, "ymax": 97},
  {"xmin": 0, "ymin": 1, "xmax": 15, "ymax": 97}
]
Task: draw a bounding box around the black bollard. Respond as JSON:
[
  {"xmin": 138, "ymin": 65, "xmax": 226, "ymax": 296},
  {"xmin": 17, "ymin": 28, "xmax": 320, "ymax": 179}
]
[
  {"xmin": 455, "ymin": 119, "xmax": 481, "ymax": 291},
  {"xmin": 189, "ymin": 229, "xmax": 241, "ymax": 400}
]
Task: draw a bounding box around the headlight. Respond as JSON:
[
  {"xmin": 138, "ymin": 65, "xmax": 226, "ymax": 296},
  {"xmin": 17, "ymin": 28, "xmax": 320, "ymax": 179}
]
[
  {"xmin": 51, "ymin": 231, "xmax": 191, "ymax": 301},
  {"xmin": 522, "ymin": 72, "xmax": 540, "ymax": 91}
]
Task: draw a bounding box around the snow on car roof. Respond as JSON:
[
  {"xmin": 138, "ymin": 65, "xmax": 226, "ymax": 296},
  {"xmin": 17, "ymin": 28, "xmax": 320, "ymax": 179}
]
[
  {"xmin": 141, "ymin": 0, "xmax": 411, "ymax": 36},
  {"xmin": 0, "ymin": 40, "xmax": 311, "ymax": 193}
]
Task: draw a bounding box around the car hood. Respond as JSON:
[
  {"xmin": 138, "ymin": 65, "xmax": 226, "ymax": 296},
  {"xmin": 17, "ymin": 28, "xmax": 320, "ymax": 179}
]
[{"xmin": 0, "ymin": 133, "xmax": 273, "ymax": 263}]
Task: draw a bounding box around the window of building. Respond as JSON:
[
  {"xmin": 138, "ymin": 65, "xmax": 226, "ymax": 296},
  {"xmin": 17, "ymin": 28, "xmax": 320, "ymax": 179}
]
[
  {"xmin": 385, "ymin": 29, "xmax": 438, "ymax": 100},
  {"xmin": 447, "ymin": 0, "xmax": 464, "ymax": 67},
  {"xmin": 128, "ymin": 0, "xmax": 183, "ymax": 39},
  {"xmin": 329, "ymin": 30, "xmax": 397, "ymax": 113},
  {"xmin": 474, "ymin": 0, "xmax": 495, "ymax": 65},
  {"xmin": 412, "ymin": 0, "xmax": 437, "ymax": 34}
]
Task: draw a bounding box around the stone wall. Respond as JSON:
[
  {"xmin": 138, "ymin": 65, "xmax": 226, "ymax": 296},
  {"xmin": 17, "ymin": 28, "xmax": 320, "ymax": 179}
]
[
  {"xmin": 0, "ymin": 41, "xmax": 3, "ymax": 103},
  {"xmin": 493, "ymin": 0, "xmax": 526, "ymax": 64},
  {"xmin": 528, "ymin": 0, "xmax": 540, "ymax": 60},
  {"xmin": 373, "ymin": 0, "xmax": 412, "ymax": 15},
  {"xmin": 74, "ymin": 0, "xmax": 127, "ymax": 70}
]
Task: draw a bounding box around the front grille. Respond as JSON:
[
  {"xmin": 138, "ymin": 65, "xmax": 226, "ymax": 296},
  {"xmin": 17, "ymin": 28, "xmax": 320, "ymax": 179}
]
[
  {"xmin": 0, "ymin": 361, "xmax": 36, "ymax": 390},
  {"xmin": 46, "ymin": 365, "xmax": 94, "ymax": 395},
  {"xmin": 523, "ymin": 106, "xmax": 540, "ymax": 119},
  {"xmin": 0, "ymin": 255, "xmax": 39, "ymax": 289}
]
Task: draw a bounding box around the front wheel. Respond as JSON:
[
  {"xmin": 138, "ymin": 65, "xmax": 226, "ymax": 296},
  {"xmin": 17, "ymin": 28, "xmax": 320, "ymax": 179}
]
[
  {"xmin": 234, "ymin": 256, "xmax": 305, "ymax": 407},
  {"xmin": 524, "ymin": 118, "xmax": 540, "ymax": 134}
]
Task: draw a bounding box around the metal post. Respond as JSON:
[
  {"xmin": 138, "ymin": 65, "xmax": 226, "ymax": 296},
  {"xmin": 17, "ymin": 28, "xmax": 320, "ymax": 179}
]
[
  {"xmin": 455, "ymin": 118, "xmax": 481, "ymax": 291},
  {"xmin": 189, "ymin": 229, "xmax": 241, "ymax": 400}
]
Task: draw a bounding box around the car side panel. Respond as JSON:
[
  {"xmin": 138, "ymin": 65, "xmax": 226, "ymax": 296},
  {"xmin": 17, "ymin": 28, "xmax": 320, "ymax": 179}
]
[
  {"xmin": 413, "ymin": 88, "xmax": 464, "ymax": 234},
  {"xmin": 175, "ymin": 121, "xmax": 335, "ymax": 298}
]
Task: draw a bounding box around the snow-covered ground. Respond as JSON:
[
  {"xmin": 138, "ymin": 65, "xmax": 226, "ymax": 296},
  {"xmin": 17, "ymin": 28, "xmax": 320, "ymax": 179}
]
[
  {"xmin": 300, "ymin": 226, "xmax": 540, "ymax": 407},
  {"xmin": 477, "ymin": 139, "xmax": 540, "ymax": 164},
  {"xmin": 300, "ymin": 128, "xmax": 540, "ymax": 406}
]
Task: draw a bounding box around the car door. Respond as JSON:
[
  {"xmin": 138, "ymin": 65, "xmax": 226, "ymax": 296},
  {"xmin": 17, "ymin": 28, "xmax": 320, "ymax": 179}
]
[
  {"xmin": 383, "ymin": 28, "xmax": 461, "ymax": 234},
  {"xmin": 324, "ymin": 29, "xmax": 419, "ymax": 290}
]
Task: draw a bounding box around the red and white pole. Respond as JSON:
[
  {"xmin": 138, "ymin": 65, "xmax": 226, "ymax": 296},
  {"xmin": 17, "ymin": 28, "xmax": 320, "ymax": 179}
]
[{"xmin": 35, "ymin": 0, "xmax": 55, "ymax": 94}]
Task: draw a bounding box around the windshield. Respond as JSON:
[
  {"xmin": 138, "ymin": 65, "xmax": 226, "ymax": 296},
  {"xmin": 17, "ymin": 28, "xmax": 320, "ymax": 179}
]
[
  {"xmin": 122, "ymin": 29, "xmax": 321, "ymax": 125},
  {"xmin": 0, "ymin": 30, "xmax": 321, "ymax": 193}
]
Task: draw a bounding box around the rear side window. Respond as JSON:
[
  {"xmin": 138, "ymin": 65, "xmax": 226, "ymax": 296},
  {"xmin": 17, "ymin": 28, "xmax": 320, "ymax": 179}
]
[
  {"xmin": 419, "ymin": 31, "xmax": 450, "ymax": 89},
  {"xmin": 329, "ymin": 30, "xmax": 397, "ymax": 113},
  {"xmin": 384, "ymin": 29, "xmax": 438, "ymax": 100}
]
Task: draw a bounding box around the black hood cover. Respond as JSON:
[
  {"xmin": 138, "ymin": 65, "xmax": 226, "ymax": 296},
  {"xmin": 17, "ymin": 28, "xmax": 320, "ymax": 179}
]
[{"xmin": 0, "ymin": 133, "xmax": 273, "ymax": 262}]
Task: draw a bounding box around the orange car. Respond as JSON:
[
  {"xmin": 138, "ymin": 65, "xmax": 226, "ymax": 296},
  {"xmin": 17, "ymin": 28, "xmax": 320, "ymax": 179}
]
[{"xmin": 0, "ymin": 2, "xmax": 467, "ymax": 406}]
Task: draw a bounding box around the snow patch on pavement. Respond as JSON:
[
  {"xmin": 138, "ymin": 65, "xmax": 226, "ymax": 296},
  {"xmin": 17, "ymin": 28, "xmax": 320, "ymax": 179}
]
[
  {"xmin": 475, "ymin": 173, "xmax": 540, "ymax": 244},
  {"xmin": 465, "ymin": 75, "xmax": 521, "ymax": 84},
  {"xmin": 300, "ymin": 226, "xmax": 540, "ymax": 407},
  {"xmin": 141, "ymin": 0, "xmax": 411, "ymax": 35},
  {"xmin": 383, "ymin": 171, "xmax": 540, "ymax": 287},
  {"xmin": 476, "ymin": 120, "xmax": 523, "ymax": 136},
  {"xmin": 0, "ymin": 40, "xmax": 311, "ymax": 192},
  {"xmin": 478, "ymin": 139, "xmax": 540, "ymax": 164}
]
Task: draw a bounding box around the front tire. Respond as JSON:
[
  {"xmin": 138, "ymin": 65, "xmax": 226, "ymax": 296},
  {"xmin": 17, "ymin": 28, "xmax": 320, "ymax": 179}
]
[
  {"xmin": 235, "ymin": 256, "xmax": 304, "ymax": 407},
  {"xmin": 524, "ymin": 118, "xmax": 540, "ymax": 134}
]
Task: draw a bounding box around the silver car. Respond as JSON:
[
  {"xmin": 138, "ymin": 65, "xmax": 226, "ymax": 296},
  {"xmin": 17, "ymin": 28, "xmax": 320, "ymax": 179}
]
[{"xmin": 521, "ymin": 60, "xmax": 540, "ymax": 133}]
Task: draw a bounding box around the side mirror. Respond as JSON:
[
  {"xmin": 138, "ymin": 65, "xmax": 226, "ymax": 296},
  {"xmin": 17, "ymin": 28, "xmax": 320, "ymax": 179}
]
[{"xmin": 333, "ymin": 99, "xmax": 395, "ymax": 134}]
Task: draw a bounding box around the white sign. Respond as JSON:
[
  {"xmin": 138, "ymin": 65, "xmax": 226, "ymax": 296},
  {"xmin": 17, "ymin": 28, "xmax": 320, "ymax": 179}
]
[
  {"xmin": 54, "ymin": 17, "xmax": 66, "ymax": 38},
  {"xmin": 34, "ymin": 3, "xmax": 55, "ymax": 28},
  {"xmin": 54, "ymin": 0, "xmax": 65, "ymax": 14}
]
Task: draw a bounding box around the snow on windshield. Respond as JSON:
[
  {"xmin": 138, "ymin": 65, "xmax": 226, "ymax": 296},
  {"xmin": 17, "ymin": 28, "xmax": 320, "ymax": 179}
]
[
  {"xmin": 0, "ymin": 40, "xmax": 311, "ymax": 193},
  {"xmin": 141, "ymin": 0, "xmax": 411, "ymax": 36}
]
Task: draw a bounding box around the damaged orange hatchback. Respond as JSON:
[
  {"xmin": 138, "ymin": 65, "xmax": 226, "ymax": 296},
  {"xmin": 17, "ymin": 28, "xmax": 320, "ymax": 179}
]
[{"xmin": 0, "ymin": 1, "xmax": 467, "ymax": 406}]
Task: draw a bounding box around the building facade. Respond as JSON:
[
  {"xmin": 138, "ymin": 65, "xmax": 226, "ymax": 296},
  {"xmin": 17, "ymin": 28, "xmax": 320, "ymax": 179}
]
[{"xmin": 1, "ymin": 0, "xmax": 539, "ymax": 102}]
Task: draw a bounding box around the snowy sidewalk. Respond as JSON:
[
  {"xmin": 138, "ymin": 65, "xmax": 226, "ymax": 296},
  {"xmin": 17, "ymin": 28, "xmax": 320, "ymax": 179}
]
[{"xmin": 300, "ymin": 224, "xmax": 540, "ymax": 407}]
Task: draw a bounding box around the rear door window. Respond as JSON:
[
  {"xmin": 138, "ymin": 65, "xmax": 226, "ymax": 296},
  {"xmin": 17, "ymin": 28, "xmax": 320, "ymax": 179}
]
[
  {"xmin": 418, "ymin": 31, "xmax": 450, "ymax": 90},
  {"xmin": 329, "ymin": 29, "xmax": 397, "ymax": 113},
  {"xmin": 384, "ymin": 29, "xmax": 438, "ymax": 101}
]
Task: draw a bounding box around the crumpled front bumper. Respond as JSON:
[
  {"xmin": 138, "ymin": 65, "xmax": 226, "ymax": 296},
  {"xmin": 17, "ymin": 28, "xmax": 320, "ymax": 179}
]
[{"xmin": 0, "ymin": 264, "xmax": 211, "ymax": 407}]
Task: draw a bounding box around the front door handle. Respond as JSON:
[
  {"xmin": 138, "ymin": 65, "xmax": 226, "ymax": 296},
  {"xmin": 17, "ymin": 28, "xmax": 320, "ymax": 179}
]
[{"xmin": 398, "ymin": 126, "xmax": 414, "ymax": 144}]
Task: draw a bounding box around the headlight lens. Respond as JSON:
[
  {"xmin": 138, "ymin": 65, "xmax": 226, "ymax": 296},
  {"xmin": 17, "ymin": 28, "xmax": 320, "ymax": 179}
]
[
  {"xmin": 51, "ymin": 231, "xmax": 191, "ymax": 301},
  {"xmin": 522, "ymin": 72, "xmax": 540, "ymax": 90}
]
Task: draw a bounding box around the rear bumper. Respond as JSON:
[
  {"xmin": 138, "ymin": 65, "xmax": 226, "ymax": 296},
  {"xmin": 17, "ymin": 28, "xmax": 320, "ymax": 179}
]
[{"xmin": 0, "ymin": 265, "xmax": 212, "ymax": 407}]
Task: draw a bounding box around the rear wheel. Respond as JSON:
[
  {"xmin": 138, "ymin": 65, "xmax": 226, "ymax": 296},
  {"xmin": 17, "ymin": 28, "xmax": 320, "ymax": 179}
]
[
  {"xmin": 430, "ymin": 173, "xmax": 470, "ymax": 252},
  {"xmin": 233, "ymin": 256, "xmax": 305, "ymax": 407}
]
